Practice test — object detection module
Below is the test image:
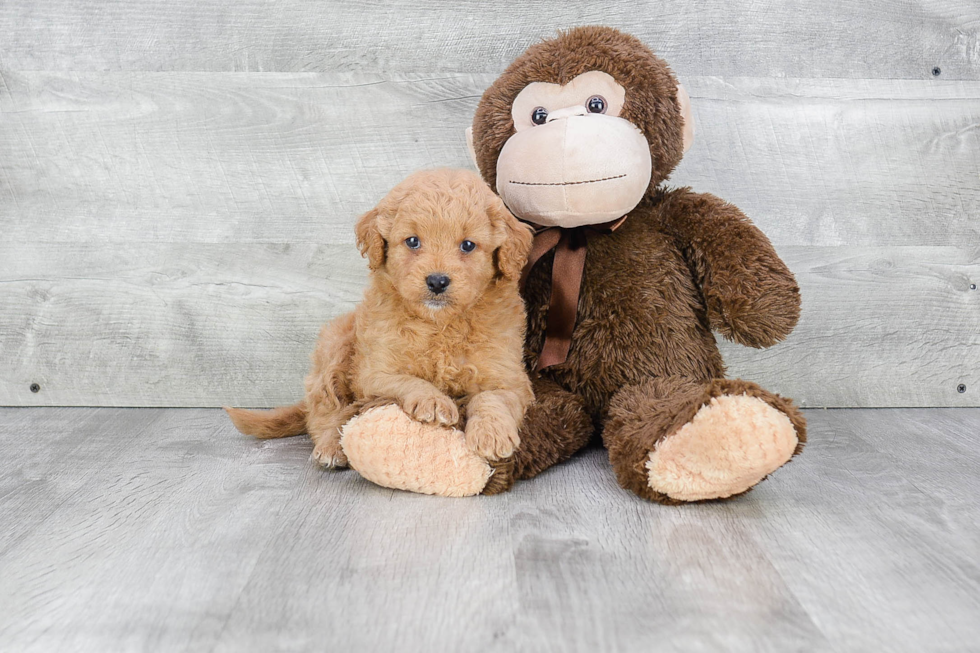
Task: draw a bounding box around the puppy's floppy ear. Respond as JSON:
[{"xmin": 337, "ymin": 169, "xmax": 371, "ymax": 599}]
[
  {"xmin": 488, "ymin": 194, "xmax": 534, "ymax": 281},
  {"xmin": 354, "ymin": 206, "xmax": 388, "ymax": 270}
]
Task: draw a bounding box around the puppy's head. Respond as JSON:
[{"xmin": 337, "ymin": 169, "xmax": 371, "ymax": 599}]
[{"xmin": 355, "ymin": 168, "xmax": 533, "ymax": 317}]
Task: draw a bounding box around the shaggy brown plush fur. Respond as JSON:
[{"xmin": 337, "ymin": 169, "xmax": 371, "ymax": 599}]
[
  {"xmin": 470, "ymin": 26, "xmax": 806, "ymax": 502},
  {"xmin": 227, "ymin": 168, "xmax": 535, "ymax": 471}
]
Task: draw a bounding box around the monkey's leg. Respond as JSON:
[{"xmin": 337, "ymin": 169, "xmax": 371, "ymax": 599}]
[
  {"xmin": 603, "ymin": 377, "xmax": 806, "ymax": 504},
  {"xmin": 483, "ymin": 377, "xmax": 594, "ymax": 495}
]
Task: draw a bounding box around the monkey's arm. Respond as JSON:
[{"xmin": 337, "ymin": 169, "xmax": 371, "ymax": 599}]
[{"xmin": 656, "ymin": 189, "xmax": 800, "ymax": 348}]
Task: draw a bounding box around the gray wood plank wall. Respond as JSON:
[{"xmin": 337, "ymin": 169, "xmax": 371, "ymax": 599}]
[{"xmin": 1, "ymin": 1, "xmax": 978, "ymax": 407}]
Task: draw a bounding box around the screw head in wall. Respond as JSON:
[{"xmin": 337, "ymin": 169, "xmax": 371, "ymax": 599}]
[
  {"xmin": 30, "ymin": 383, "xmax": 40, "ymax": 393},
  {"xmin": 932, "ymin": 66, "xmax": 942, "ymax": 76},
  {"xmin": 957, "ymin": 384, "xmax": 967, "ymax": 393}
]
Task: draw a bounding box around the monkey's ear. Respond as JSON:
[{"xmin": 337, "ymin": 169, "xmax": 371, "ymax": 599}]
[
  {"xmin": 465, "ymin": 126, "xmax": 479, "ymax": 170},
  {"xmin": 354, "ymin": 206, "xmax": 388, "ymax": 270},
  {"xmin": 488, "ymin": 195, "xmax": 534, "ymax": 281},
  {"xmin": 677, "ymin": 83, "xmax": 695, "ymax": 153}
]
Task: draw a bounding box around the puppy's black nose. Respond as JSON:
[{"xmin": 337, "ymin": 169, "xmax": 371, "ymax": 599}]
[{"xmin": 426, "ymin": 274, "xmax": 451, "ymax": 294}]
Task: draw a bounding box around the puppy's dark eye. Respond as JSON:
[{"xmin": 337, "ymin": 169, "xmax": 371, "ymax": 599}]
[
  {"xmin": 460, "ymin": 240, "xmax": 476, "ymax": 253},
  {"xmin": 531, "ymin": 107, "xmax": 548, "ymax": 125},
  {"xmin": 587, "ymin": 95, "xmax": 606, "ymax": 113},
  {"xmin": 405, "ymin": 236, "xmax": 420, "ymax": 249}
]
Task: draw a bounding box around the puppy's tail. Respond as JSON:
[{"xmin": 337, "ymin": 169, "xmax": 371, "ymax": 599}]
[{"xmin": 224, "ymin": 402, "xmax": 308, "ymax": 439}]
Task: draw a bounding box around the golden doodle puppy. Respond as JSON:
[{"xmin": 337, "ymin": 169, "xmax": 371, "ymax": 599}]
[{"xmin": 227, "ymin": 168, "xmax": 535, "ymax": 471}]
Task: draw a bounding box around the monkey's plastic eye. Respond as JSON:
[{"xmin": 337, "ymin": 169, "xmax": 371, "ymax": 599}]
[
  {"xmin": 531, "ymin": 107, "xmax": 548, "ymax": 125},
  {"xmin": 405, "ymin": 236, "xmax": 421, "ymax": 249},
  {"xmin": 587, "ymin": 95, "xmax": 606, "ymax": 113},
  {"xmin": 460, "ymin": 240, "xmax": 476, "ymax": 253}
]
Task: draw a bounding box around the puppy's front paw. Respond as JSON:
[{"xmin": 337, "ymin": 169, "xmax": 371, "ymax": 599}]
[
  {"xmin": 465, "ymin": 415, "xmax": 520, "ymax": 461},
  {"xmin": 312, "ymin": 437, "xmax": 349, "ymax": 469},
  {"xmin": 404, "ymin": 391, "xmax": 459, "ymax": 426}
]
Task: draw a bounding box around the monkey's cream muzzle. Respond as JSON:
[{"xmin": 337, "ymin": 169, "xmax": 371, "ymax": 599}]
[{"xmin": 494, "ymin": 113, "xmax": 652, "ymax": 229}]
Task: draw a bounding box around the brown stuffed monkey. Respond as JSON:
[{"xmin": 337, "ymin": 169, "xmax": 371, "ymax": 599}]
[{"xmin": 463, "ymin": 26, "xmax": 806, "ymax": 503}]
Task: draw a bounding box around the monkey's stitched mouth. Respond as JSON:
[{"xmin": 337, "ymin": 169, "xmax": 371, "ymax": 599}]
[{"xmin": 508, "ymin": 174, "xmax": 627, "ymax": 187}]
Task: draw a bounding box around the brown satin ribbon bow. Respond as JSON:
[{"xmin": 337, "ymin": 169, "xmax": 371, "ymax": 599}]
[{"xmin": 519, "ymin": 216, "xmax": 627, "ymax": 371}]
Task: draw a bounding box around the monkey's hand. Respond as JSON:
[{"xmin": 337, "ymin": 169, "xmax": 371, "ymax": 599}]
[{"xmin": 659, "ymin": 190, "xmax": 801, "ymax": 348}]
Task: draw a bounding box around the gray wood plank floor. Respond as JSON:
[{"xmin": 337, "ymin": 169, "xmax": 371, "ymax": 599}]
[{"xmin": 1, "ymin": 408, "xmax": 978, "ymax": 652}]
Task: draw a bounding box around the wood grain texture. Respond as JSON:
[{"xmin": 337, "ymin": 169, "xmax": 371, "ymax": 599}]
[
  {"xmin": 0, "ymin": 407, "xmax": 978, "ymax": 652},
  {"xmin": 1, "ymin": 243, "xmax": 977, "ymax": 408},
  {"xmin": 3, "ymin": 4, "xmax": 979, "ymax": 409},
  {"xmin": 0, "ymin": 242, "xmax": 366, "ymax": 407},
  {"xmin": 1, "ymin": 1, "xmax": 979, "ymax": 79},
  {"xmin": 1, "ymin": 72, "xmax": 978, "ymax": 247},
  {"xmin": 718, "ymin": 246, "xmax": 980, "ymax": 408}
]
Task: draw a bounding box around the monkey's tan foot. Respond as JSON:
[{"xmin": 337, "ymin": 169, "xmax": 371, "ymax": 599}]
[
  {"xmin": 605, "ymin": 378, "xmax": 806, "ymax": 504},
  {"xmin": 646, "ymin": 394, "xmax": 798, "ymax": 502},
  {"xmin": 340, "ymin": 405, "xmax": 491, "ymax": 497},
  {"xmin": 311, "ymin": 434, "xmax": 349, "ymax": 469}
]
